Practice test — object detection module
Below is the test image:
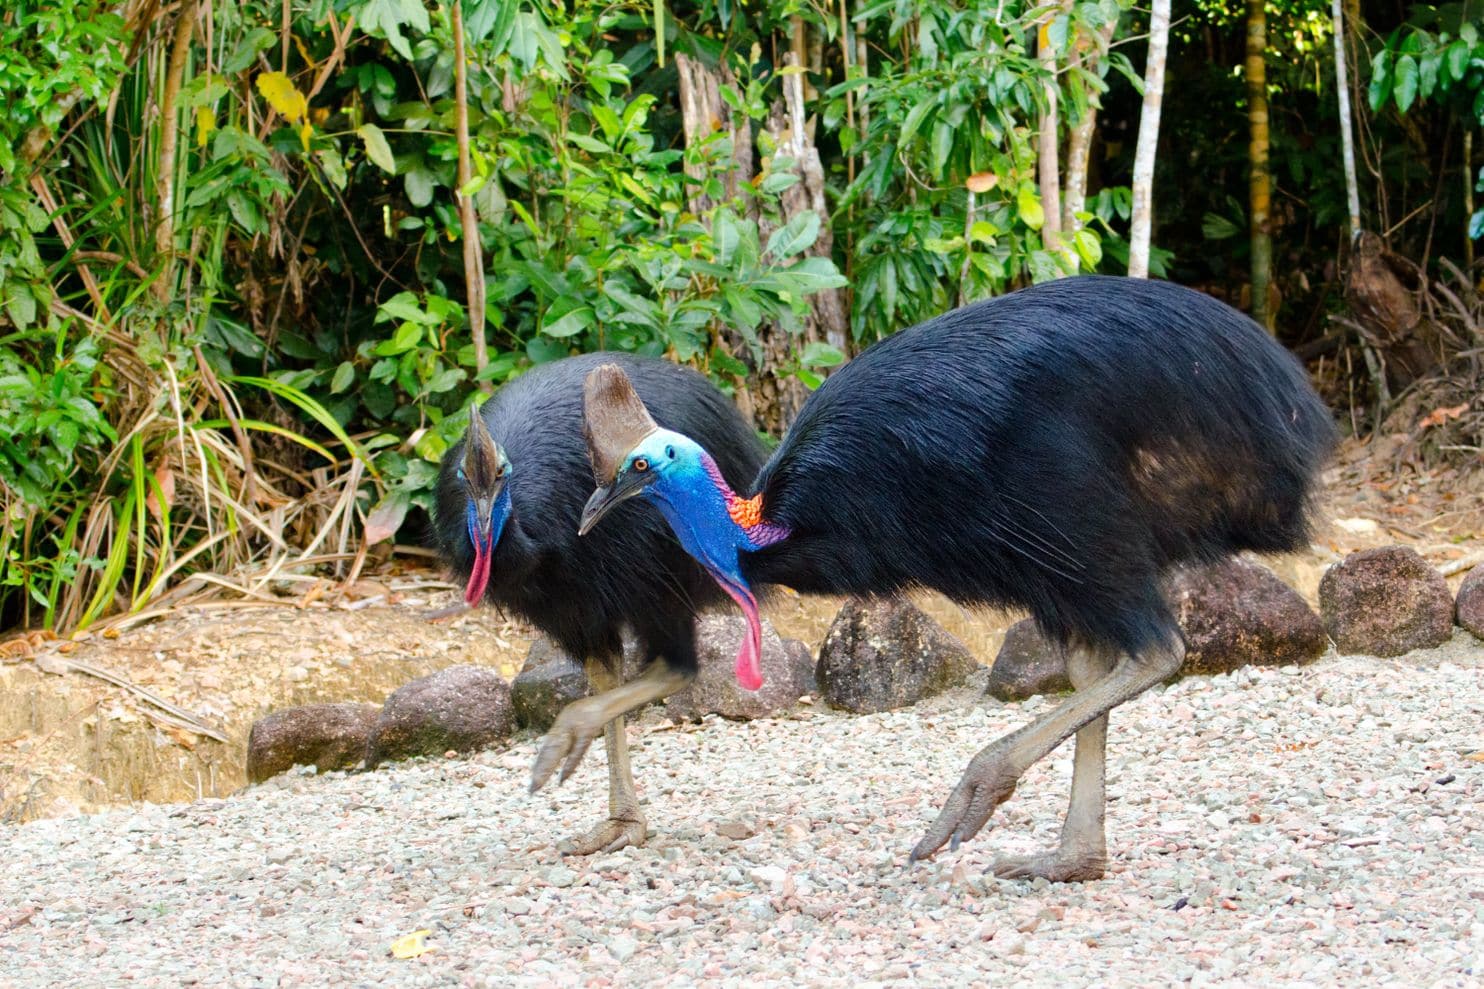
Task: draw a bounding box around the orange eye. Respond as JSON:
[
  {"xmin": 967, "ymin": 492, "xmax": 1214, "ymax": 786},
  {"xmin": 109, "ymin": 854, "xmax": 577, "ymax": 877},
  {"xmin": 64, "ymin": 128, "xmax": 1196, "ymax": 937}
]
[{"xmin": 633, "ymin": 458, "xmax": 649, "ymax": 473}]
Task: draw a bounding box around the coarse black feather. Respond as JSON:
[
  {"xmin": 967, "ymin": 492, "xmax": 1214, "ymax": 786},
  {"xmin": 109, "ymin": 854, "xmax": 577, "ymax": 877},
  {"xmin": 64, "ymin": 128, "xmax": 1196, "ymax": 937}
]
[
  {"xmin": 432, "ymin": 353, "xmax": 768, "ymax": 672},
  {"xmin": 745, "ymin": 276, "xmax": 1337, "ymax": 657}
]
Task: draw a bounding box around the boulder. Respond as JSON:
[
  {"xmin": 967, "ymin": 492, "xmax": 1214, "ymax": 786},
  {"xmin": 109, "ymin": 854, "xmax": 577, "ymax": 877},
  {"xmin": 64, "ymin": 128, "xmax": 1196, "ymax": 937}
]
[
  {"xmin": 987, "ymin": 559, "xmax": 1327, "ymax": 701},
  {"xmin": 365, "ymin": 665, "xmax": 514, "ymax": 767},
  {"xmin": 511, "ymin": 637, "xmax": 589, "ymax": 732},
  {"xmin": 1456, "ymin": 568, "xmax": 1484, "ymax": 639},
  {"xmin": 1318, "ymin": 546, "xmax": 1452, "ymax": 657},
  {"xmin": 816, "ymin": 597, "xmax": 978, "ymax": 713},
  {"xmin": 666, "ymin": 615, "xmax": 812, "ymax": 721},
  {"xmin": 986, "ymin": 621, "xmax": 1072, "ymax": 702},
  {"xmin": 1172, "ymin": 558, "xmax": 1327, "ymax": 674},
  {"xmin": 246, "ymin": 702, "xmax": 380, "ymax": 783}
]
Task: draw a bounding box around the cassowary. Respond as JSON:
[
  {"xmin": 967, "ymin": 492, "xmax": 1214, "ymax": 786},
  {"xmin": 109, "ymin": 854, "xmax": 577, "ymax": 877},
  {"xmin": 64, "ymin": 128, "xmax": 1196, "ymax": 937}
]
[
  {"xmin": 563, "ymin": 276, "xmax": 1336, "ymax": 880},
  {"xmin": 434, "ymin": 353, "xmax": 766, "ymax": 854}
]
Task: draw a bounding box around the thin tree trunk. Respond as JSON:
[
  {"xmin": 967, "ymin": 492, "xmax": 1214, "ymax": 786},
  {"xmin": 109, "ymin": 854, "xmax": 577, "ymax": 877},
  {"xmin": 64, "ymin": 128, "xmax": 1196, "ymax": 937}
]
[
  {"xmin": 1247, "ymin": 0, "xmax": 1273, "ymax": 328},
  {"xmin": 1128, "ymin": 0, "xmax": 1170, "ymax": 279},
  {"xmin": 1332, "ymin": 0, "xmax": 1361, "ymax": 241},
  {"xmin": 1036, "ymin": 13, "xmax": 1063, "ymax": 251},
  {"xmin": 154, "ymin": 0, "xmax": 198, "ymax": 300},
  {"xmin": 451, "ymin": 0, "xmax": 490, "ymax": 391},
  {"xmin": 1466, "ymin": 128, "xmax": 1476, "ymax": 270},
  {"xmin": 1063, "ymin": 21, "xmax": 1118, "ymax": 232}
]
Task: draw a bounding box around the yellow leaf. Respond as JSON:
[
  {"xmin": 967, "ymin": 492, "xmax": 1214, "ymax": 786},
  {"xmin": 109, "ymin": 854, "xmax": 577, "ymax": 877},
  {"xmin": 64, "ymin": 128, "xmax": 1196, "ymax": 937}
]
[
  {"xmin": 389, "ymin": 929, "xmax": 434, "ymax": 959},
  {"xmin": 299, "ymin": 121, "xmax": 314, "ymax": 152},
  {"xmin": 195, "ymin": 107, "xmax": 216, "ymax": 147},
  {"xmin": 256, "ymin": 71, "xmax": 309, "ymax": 124}
]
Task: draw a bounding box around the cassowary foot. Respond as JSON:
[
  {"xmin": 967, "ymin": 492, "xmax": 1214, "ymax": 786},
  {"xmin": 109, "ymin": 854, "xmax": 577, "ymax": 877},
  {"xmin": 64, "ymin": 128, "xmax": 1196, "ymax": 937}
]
[
  {"xmin": 990, "ymin": 846, "xmax": 1106, "ymax": 883},
  {"xmin": 530, "ymin": 696, "xmax": 612, "ymax": 793},
  {"xmin": 909, "ymin": 751, "xmax": 1019, "ymax": 863},
  {"xmin": 559, "ymin": 814, "xmax": 648, "ymax": 857}
]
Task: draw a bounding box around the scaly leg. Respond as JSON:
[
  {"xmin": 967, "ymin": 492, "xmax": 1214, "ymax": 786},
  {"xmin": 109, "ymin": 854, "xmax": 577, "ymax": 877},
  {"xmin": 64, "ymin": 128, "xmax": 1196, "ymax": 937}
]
[
  {"xmin": 991, "ymin": 647, "xmax": 1114, "ymax": 881},
  {"xmin": 530, "ymin": 660, "xmax": 690, "ymax": 793},
  {"xmin": 558, "ymin": 661, "xmax": 649, "ymax": 856},
  {"xmin": 911, "ymin": 637, "xmax": 1184, "ymax": 866}
]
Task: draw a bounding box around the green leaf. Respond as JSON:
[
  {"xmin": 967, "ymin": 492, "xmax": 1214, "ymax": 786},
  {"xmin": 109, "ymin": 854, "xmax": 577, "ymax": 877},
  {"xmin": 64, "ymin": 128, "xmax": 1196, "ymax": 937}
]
[
  {"xmin": 800, "ymin": 341, "xmax": 846, "ymax": 368},
  {"xmin": 1393, "ymin": 54, "xmax": 1419, "ymax": 112},
  {"xmin": 1445, "ymin": 40, "xmax": 1470, "ymax": 82},
  {"xmin": 405, "ymin": 167, "xmax": 435, "ymax": 207},
  {"xmin": 969, "ymin": 220, "xmax": 999, "ymax": 244},
  {"xmin": 1368, "ymin": 50, "xmax": 1392, "ymax": 111},
  {"xmin": 377, "ymin": 292, "xmax": 438, "ymax": 324},
  {"xmin": 1469, "ymin": 209, "xmax": 1484, "ymax": 241},
  {"xmin": 357, "ymin": 124, "xmax": 396, "ymax": 174},
  {"xmin": 331, "ymin": 361, "xmax": 356, "ymax": 394},
  {"xmin": 374, "ymin": 322, "xmax": 424, "ymax": 355},
  {"xmin": 774, "ymin": 256, "xmax": 849, "ymax": 293},
  {"xmin": 1017, "ymin": 185, "xmax": 1045, "ymax": 230},
  {"xmin": 543, "ymin": 306, "xmax": 594, "ymax": 338},
  {"xmin": 760, "ymin": 171, "xmax": 800, "ymax": 194},
  {"xmin": 1073, "ymin": 229, "xmax": 1102, "ymax": 269},
  {"xmin": 766, "ymin": 212, "xmax": 821, "ymax": 259}
]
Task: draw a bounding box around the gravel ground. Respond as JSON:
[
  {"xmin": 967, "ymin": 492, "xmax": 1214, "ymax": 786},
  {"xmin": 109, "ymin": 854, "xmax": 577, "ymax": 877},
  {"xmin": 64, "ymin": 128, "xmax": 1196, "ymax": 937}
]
[{"xmin": 2, "ymin": 642, "xmax": 1482, "ymax": 988}]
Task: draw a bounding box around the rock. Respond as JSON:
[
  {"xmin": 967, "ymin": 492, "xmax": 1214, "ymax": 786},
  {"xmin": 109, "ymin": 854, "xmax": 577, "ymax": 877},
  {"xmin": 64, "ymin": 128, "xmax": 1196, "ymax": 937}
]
[
  {"xmin": 1319, "ymin": 546, "xmax": 1452, "ymax": 657},
  {"xmin": 816, "ymin": 597, "xmax": 978, "ymax": 713},
  {"xmin": 1456, "ymin": 567, "xmax": 1484, "ymax": 639},
  {"xmin": 365, "ymin": 665, "xmax": 514, "ymax": 768},
  {"xmin": 986, "ymin": 621, "xmax": 1072, "ymax": 702},
  {"xmin": 511, "ymin": 638, "xmax": 589, "ymax": 732},
  {"xmin": 1172, "ymin": 558, "xmax": 1327, "ymax": 675},
  {"xmin": 987, "ymin": 560, "xmax": 1326, "ymax": 701},
  {"xmin": 784, "ymin": 638, "xmax": 817, "ymax": 694},
  {"xmin": 666, "ymin": 615, "xmax": 810, "ymax": 720},
  {"xmin": 245, "ymin": 702, "xmax": 380, "ymax": 783}
]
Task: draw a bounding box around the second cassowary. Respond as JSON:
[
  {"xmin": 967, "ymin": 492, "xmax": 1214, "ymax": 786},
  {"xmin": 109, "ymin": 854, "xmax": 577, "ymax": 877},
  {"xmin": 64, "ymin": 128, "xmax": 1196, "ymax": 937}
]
[{"xmin": 434, "ymin": 353, "xmax": 766, "ymax": 853}]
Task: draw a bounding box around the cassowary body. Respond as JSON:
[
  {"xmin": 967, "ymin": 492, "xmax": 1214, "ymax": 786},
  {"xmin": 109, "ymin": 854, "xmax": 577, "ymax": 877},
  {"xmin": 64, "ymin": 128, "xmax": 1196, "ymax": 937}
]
[
  {"xmin": 568, "ymin": 276, "xmax": 1336, "ymax": 879},
  {"xmin": 434, "ymin": 353, "xmax": 766, "ymax": 854}
]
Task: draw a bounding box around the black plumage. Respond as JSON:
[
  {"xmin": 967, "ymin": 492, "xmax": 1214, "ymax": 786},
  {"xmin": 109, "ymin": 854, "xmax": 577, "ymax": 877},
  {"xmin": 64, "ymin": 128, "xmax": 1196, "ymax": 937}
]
[{"xmin": 747, "ymin": 275, "xmax": 1336, "ymax": 659}]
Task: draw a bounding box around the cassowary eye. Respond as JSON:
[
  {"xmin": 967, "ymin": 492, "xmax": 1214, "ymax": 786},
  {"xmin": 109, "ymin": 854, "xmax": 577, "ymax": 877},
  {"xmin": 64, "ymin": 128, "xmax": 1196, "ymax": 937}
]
[{"xmin": 633, "ymin": 458, "xmax": 650, "ymax": 473}]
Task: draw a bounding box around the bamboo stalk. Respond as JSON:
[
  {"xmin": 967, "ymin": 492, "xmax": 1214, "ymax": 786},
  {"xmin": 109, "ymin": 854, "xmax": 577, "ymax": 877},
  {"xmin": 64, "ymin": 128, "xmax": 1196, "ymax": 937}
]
[
  {"xmin": 1331, "ymin": 0, "xmax": 1361, "ymax": 241},
  {"xmin": 1247, "ymin": 0, "xmax": 1272, "ymax": 328},
  {"xmin": 154, "ymin": 0, "xmax": 199, "ymax": 301},
  {"xmin": 451, "ymin": 0, "xmax": 491, "ymax": 392}
]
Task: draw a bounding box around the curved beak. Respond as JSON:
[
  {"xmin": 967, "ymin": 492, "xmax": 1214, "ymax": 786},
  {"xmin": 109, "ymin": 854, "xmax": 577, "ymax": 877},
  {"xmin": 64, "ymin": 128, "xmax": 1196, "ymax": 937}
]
[{"xmin": 578, "ymin": 470, "xmax": 656, "ymax": 536}]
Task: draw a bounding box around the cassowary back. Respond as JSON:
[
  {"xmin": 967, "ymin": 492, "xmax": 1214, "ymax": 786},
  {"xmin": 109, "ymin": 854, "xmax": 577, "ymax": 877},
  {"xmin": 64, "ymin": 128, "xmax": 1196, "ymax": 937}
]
[
  {"xmin": 433, "ymin": 353, "xmax": 767, "ymax": 662},
  {"xmin": 748, "ymin": 276, "xmax": 1337, "ymax": 657}
]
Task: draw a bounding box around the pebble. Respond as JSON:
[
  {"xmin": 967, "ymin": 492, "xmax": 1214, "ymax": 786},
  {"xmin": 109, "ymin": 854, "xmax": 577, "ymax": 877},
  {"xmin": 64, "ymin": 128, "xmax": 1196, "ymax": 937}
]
[{"xmin": 0, "ymin": 651, "xmax": 1478, "ymax": 987}]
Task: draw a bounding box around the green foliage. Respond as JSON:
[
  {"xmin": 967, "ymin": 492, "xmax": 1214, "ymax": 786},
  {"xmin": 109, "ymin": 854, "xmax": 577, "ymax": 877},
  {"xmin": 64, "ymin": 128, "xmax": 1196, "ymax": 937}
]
[{"xmin": 1368, "ymin": 7, "xmax": 1484, "ymax": 237}]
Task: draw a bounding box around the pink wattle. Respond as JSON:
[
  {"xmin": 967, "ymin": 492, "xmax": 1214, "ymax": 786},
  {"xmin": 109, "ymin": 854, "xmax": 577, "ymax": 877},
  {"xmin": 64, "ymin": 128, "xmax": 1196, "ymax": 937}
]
[
  {"xmin": 713, "ymin": 574, "xmax": 765, "ymax": 691},
  {"xmin": 464, "ymin": 541, "xmax": 492, "ymax": 605}
]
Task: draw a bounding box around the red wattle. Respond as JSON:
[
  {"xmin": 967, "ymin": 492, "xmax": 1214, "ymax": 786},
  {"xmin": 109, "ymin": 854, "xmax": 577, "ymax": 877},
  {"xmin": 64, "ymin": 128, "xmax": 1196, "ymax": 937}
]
[
  {"xmin": 464, "ymin": 541, "xmax": 492, "ymax": 605},
  {"xmin": 712, "ymin": 573, "xmax": 765, "ymax": 692}
]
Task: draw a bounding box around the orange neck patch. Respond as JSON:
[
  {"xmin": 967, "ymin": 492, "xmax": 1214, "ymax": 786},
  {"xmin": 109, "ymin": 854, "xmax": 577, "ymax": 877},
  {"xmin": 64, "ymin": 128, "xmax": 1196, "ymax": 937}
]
[{"xmin": 727, "ymin": 492, "xmax": 767, "ymax": 530}]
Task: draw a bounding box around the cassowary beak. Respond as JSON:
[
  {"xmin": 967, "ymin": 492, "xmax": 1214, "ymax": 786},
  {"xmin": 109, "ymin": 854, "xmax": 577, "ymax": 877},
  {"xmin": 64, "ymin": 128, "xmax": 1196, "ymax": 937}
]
[
  {"xmin": 462, "ymin": 405, "xmax": 508, "ymax": 605},
  {"xmin": 578, "ymin": 468, "xmax": 656, "ymax": 536}
]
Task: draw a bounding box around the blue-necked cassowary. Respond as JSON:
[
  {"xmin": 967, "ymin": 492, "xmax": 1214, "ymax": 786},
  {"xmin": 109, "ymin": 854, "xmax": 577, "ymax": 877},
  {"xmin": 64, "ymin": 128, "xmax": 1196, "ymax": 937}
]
[
  {"xmin": 567, "ymin": 276, "xmax": 1336, "ymax": 880},
  {"xmin": 434, "ymin": 353, "xmax": 766, "ymax": 854}
]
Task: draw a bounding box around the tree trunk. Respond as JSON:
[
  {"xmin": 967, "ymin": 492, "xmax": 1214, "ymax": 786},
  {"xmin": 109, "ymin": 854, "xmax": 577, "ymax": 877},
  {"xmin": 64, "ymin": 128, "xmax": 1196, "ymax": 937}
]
[
  {"xmin": 1128, "ymin": 0, "xmax": 1170, "ymax": 279},
  {"xmin": 1246, "ymin": 0, "xmax": 1273, "ymax": 329},
  {"xmin": 755, "ymin": 55, "xmax": 849, "ymax": 432},
  {"xmin": 154, "ymin": 0, "xmax": 199, "ymax": 300},
  {"xmin": 1062, "ymin": 22, "xmax": 1117, "ymax": 232},
  {"xmin": 1331, "ymin": 0, "xmax": 1361, "ymax": 241},
  {"xmin": 674, "ymin": 53, "xmax": 754, "ymax": 216},
  {"xmin": 1036, "ymin": 13, "xmax": 1063, "ymax": 252}
]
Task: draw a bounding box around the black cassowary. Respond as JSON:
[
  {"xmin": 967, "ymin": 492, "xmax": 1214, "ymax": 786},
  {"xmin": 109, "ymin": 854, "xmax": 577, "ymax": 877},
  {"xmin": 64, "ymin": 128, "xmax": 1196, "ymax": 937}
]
[
  {"xmin": 434, "ymin": 353, "xmax": 766, "ymax": 854},
  {"xmin": 562, "ymin": 276, "xmax": 1337, "ymax": 880}
]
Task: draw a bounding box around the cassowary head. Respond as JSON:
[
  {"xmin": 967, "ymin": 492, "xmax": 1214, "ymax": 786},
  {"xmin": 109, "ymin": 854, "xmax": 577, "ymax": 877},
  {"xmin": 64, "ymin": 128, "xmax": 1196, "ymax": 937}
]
[
  {"xmin": 579, "ymin": 364, "xmax": 782, "ymax": 691},
  {"xmin": 458, "ymin": 405, "xmax": 512, "ymax": 606}
]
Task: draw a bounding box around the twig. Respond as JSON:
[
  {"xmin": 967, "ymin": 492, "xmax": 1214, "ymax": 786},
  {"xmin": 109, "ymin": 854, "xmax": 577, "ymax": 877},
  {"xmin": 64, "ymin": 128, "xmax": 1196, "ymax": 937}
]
[
  {"xmin": 31, "ymin": 652, "xmax": 228, "ymax": 743},
  {"xmin": 1440, "ymin": 552, "xmax": 1484, "ymax": 577}
]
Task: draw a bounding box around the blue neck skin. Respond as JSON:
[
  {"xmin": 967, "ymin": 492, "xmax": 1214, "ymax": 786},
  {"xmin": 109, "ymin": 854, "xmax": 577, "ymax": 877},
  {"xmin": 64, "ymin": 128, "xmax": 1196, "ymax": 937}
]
[{"xmin": 642, "ymin": 465, "xmax": 757, "ymax": 591}]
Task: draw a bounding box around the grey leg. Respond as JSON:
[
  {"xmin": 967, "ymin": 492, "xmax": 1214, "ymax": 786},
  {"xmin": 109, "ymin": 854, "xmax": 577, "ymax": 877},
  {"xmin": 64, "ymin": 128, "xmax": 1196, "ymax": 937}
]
[
  {"xmin": 557, "ymin": 661, "xmax": 650, "ymax": 856},
  {"xmin": 912, "ymin": 638, "xmax": 1184, "ymax": 868},
  {"xmin": 530, "ymin": 659, "xmax": 689, "ymax": 793},
  {"xmin": 991, "ymin": 647, "xmax": 1114, "ymax": 881}
]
